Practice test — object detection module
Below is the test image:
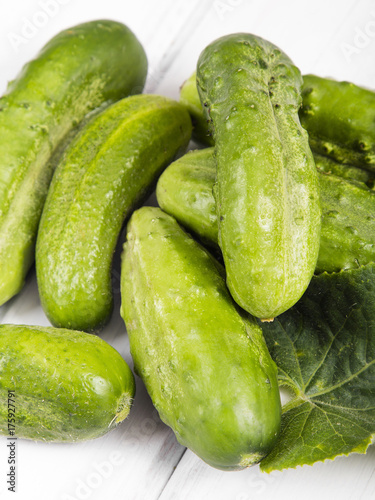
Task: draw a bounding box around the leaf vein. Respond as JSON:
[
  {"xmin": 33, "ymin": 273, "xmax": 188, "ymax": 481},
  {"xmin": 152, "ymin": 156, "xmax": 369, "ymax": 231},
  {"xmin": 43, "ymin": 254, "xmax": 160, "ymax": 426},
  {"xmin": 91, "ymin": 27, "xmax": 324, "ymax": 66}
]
[
  {"xmin": 309, "ymin": 358, "xmax": 375, "ymax": 398},
  {"xmin": 277, "ymin": 318, "xmax": 304, "ymax": 390},
  {"xmin": 304, "ymin": 308, "xmax": 355, "ymax": 393}
]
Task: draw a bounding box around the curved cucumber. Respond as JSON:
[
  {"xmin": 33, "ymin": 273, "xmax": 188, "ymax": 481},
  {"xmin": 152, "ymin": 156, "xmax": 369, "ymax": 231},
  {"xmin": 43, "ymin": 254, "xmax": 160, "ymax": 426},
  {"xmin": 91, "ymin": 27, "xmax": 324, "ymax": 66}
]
[
  {"xmin": 36, "ymin": 95, "xmax": 191, "ymax": 333},
  {"xmin": 197, "ymin": 34, "xmax": 321, "ymax": 319},
  {"xmin": 0, "ymin": 324, "xmax": 134, "ymax": 442},
  {"xmin": 0, "ymin": 20, "xmax": 147, "ymax": 307},
  {"xmin": 157, "ymin": 148, "xmax": 375, "ymax": 273},
  {"xmin": 121, "ymin": 207, "xmax": 281, "ymax": 470},
  {"xmin": 301, "ymin": 74, "xmax": 375, "ymax": 171},
  {"xmin": 181, "ymin": 72, "xmax": 375, "ymax": 189}
]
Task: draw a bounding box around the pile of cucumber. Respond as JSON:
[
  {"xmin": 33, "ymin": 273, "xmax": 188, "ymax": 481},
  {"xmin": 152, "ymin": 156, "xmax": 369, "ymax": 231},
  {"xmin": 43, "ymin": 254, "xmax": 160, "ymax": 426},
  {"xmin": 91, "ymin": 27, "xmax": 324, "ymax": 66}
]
[{"xmin": 1, "ymin": 20, "xmax": 375, "ymax": 471}]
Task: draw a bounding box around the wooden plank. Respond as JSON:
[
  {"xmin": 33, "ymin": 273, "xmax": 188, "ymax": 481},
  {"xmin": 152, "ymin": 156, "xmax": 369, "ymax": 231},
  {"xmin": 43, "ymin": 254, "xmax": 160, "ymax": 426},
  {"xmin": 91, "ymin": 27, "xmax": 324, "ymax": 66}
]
[{"xmin": 159, "ymin": 446, "xmax": 375, "ymax": 500}]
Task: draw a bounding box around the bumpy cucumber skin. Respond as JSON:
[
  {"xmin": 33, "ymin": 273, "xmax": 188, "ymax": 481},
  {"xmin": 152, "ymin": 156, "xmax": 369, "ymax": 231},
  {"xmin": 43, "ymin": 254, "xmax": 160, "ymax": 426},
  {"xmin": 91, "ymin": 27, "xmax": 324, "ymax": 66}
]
[
  {"xmin": 0, "ymin": 324, "xmax": 135, "ymax": 442},
  {"xmin": 181, "ymin": 72, "xmax": 375, "ymax": 190},
  {"xmin": 157, "ymin": 148, "xmax": 375, "ymax": 273},
  {"xmin": 197, "ymin": 34, "xmax": 321, "ymax": 319},
  {"xmin": 0, "ymin": 20, "xmax": 147, "ymax": 307},
  {"xmin": 317, "ymin": 174, "xmax": 375, "ymax": 272},
  {"xmin": 300, "ymin": 75, "xmax": 375, "ymax": 171},
  {"xmin": 121, "ymin": 207, "xmax": 281, "ymax": 471},
  {"xmin": 314, "ymin": 152, "xmax": 374, "ymax": 188},
  {"xmin": 36, "ymin": 95, "xmax": 191, "ymax": 333}
]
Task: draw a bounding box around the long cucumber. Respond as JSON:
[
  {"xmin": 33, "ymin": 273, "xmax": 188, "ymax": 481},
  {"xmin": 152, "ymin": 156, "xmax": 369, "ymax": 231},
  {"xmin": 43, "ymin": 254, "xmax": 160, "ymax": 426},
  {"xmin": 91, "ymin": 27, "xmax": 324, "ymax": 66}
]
[
  {"xmin": 36, "ymin": 95, "xmax": 191, "ymax": 333},
  {"xmin": 121, "ymin": 206, "xmax": 281, "ymax": 470},
  {"xmin": 197, "ymin": 33, "xmax": 321, "ymax": 319}
]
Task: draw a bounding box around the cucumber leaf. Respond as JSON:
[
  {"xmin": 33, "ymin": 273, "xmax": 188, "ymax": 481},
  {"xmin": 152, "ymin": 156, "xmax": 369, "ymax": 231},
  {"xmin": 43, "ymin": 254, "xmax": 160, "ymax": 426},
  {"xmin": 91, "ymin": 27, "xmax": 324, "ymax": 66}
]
[{"xmin": 259, "ymin": 264, "xmax": 375, "ymax": 472}]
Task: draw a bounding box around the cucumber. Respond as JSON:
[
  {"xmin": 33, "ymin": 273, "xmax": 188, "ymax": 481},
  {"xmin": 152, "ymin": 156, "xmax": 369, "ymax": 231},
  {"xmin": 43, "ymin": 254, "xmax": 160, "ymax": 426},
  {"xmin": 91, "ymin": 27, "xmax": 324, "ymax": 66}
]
[
  {"xmin": 316, "ymin": 174, "xmax": 375, "ymax": 272},
  {"xmin": 121, "ymin": 206, "xmax": 281, "ymax": 471},
  {"xmin": 181, "ymin": 72, "xmax": 375, "ymax": 189},
  {"xmin": 157, "ymin": 148, "xmax": 375, "ymax": 273},
  {"xmin": 0, "ymin": 20, "xmax": 147, "ymax": 307},
  {"xmin": 197, "ymin": 34, "xmax": 321, "ymax": 319},
  {"xmin": 157, "ymin": 149, "xmax": 219, "ymax": 248},
  {"xmin": 180, "ymin": 72, "xmax": 214, "ymax": 146},
  {"xmin": 300, "ymin": 74, "xmax": 375, "ymax": 171},
  {"xmin": 0, "ymin": 324, "xmax": 135, "ymax": 442},
  {"xmin": 314, "ymin": 152, "xmax": 374, "ymax": 189},
  {"xmin": 36, "ymin": 95, "xmax": 191, "ymax": 333},
  {"xmin": 156, "ymin": 148, "xmax": 218, "ymax": 246}
]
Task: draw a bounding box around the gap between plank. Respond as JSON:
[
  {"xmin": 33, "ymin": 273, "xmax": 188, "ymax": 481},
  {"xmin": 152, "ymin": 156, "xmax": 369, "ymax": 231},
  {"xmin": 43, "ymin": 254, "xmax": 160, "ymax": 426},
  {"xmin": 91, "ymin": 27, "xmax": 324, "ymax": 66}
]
[
  {"xmin": 144, "ymin": 0, "xmax": 213, "ymax": 93},
  {"xmin": 157, "ymin": 447, "xmax": 188, "ymax": 500}
]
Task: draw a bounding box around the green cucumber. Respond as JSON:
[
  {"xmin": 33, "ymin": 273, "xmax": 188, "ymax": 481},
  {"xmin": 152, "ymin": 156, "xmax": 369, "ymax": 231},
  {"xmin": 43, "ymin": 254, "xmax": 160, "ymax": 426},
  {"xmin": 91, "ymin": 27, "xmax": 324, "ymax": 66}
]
[
  {"xmin": 36, "ymin": 95, "xmax": 191, "ymax": 333},
  {"xmin": 180, "ymin": 72, "xmax": 214, "ymax": 146},
  {"xmin": 157, "ymin": 149, "xmax": 219, "ymax": 248},
  {"xmin": 181, "ymin": 72, "xmax": 375, "ymax": 189},
  {"xmin": 121, "ymin": 206, "xmax": 281, "ymax": 471},
  {"xmin": 300, "ymin": 74, "xmax": 375, "ymax": 171},
  {"xmin": 0, "ymin": 324, "xmax": 134, "ymax": 442},
  {"xmin": 197, "ymin": 34, "xmax": 321, "ymax": 319},
  {"xmin": 157, "ymin": 148, "xmax": 375, "ymax": 273},
  {"xmin": 0, "ymin": 20, "xmax": 147, "ymax": 307},
  {"xmin": 316, "ymin": 174, "xmax": 375, "ymax": 272},
  {"xmin": 314, "ymin": 152, "xmax": 374, "ymax": 189}
]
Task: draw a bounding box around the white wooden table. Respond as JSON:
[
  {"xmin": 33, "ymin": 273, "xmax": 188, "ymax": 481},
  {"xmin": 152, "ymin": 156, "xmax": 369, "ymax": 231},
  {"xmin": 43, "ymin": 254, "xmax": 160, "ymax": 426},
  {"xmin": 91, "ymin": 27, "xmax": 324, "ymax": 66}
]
[{"xmin": 0, "ymin": 1, "xmax": 374, "ymax": 498}]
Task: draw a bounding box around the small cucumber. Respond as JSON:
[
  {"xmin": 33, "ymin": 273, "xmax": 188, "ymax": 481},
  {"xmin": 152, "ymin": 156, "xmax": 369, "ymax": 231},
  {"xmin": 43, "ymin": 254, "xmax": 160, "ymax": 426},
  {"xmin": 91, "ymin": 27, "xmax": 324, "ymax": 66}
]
[
  {"xmin": 197, "ymin": 34, "xmax": 321, "ymax": 319},
  {"xmin": 0, "ymin": 324, "xmax": 134, "ymax": 442},
  {"xmin": 300, "ymin": 74, "xmax": 375, "ymax": 171},
  {"xmin": 157, "ymin": 148, "xmax": 375, "ymax": 273},
  {"xmin": 0, "ymin": 20, "xmax": 147, "ymax": 307},
  {"xmin": 36, "ymin": 95, "xmax": 191, "ymax": 333},
  {"xmin": 121, "ymin": 206, "xmax": 281, "ymax": 471}
]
